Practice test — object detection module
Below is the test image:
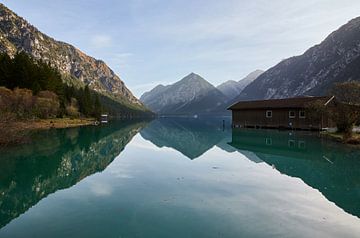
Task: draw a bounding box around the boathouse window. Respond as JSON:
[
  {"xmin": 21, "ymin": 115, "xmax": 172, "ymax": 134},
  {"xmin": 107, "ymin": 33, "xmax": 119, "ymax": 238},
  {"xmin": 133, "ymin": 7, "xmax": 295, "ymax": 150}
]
[
  {"xmin": 299, "ymin": 110, "xmax": 306, "ymax": 118},
  {"xmin": 298, "ymin": 141, "xmax": 306, "ymax": 149},
  {"xmin": 288, "ymin": 140, "xmax": 296, "ymax": 148},
  {"xmin": 266, "ymin": 110, "xmax": 272, "ymax": 118},
  {"xmin": 289, "ymin": 110, "xmax": 296, "ymax": 118}
]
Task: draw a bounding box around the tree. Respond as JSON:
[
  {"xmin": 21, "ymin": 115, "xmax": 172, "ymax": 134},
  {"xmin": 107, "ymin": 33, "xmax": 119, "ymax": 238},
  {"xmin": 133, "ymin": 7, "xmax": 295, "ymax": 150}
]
[
  {"xmin": 305, "ymin": 99, "xmax": 330, "ymax": 128},
  {"xmin": 93, "ymin": 94, "xmax": 101, "ymax": 118},
  {"xmin": 12, "ymin": 52, "xmax": 36, "ymax": 90},
  {"xmin": 0, "ymin": 52, "xmax": 103, "ymax": 119},
  {"xmin": 78, "ymin": 85, "xmax": 92, "ymax": 116},
  {"xmin": 65, "ymin": 97, "xmax": 80, "ymax": 118},
  {"xmin": 13, "ymin": 88, "xmax": 36, "ymax": 119},
  {"xmin": 35, "ymin": 91, "xmax": 60, "ymax": 118},
  {"xmin": 330, "ymin": 82, "xmax": 360, "ymax": 135},
  {"xmin": 0, "ymin": 54, "xmax": 13, "ymax": 88}
]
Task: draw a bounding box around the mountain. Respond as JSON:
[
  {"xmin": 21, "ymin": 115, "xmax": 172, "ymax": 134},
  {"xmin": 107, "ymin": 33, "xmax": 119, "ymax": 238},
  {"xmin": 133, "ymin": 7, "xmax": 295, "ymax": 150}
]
[
  {"xmin": 0, "ymin": 3, "xmax": 146, "ymax": 112},
  {"xmin": 140, "ymin": 73, "xmax": 229, "ymax": 115},
  {"xmin": 139, "ymin": 84, "xmax": 171, "ymax": 105},
  {"xmin": 238, "ymin": 17, "xmax": 360, "ymax": 100},
  {"xmin": 217, "ymin": 70, "xmax": 264, "ymax": 100}
]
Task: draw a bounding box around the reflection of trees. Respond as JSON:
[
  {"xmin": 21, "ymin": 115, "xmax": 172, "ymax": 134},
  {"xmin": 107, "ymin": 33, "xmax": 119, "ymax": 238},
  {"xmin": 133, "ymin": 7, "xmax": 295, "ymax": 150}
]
[
  {"xmin": 140, "ymin": 118, "xmax": 228, "ymax": 159},
  {"xmin": 0, "ymin": 121, "xmax": 148, "ymax": 228},
  {"xmin": 228, "ymin": 129, "xmax": 360, "ymax": 218}
]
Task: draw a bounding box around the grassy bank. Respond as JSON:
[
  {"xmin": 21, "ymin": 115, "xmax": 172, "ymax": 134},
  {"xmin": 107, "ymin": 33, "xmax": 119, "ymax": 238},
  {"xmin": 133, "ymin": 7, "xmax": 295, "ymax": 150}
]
[
  {"xmin": 322, "ymin": 131, "xmax": 360, "ymax": 145},
  {"xmin": 0, "ymin": 118, "xmax": 95, "ymax": 146},
  {"xmin": 12, "ymin": 118, "xmax": 96, "ymax": 130}
]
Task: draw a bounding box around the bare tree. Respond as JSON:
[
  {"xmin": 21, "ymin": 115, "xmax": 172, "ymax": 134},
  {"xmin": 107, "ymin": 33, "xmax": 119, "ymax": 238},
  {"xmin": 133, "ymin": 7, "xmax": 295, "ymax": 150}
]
[{"xmin": 330, "ymin": 82, "xmax": 360, "ymax": 135}]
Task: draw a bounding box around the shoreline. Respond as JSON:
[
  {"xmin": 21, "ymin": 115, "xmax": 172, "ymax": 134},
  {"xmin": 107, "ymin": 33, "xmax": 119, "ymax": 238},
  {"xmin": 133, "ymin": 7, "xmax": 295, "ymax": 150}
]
[
  {"xmin": 12, "ymin": 118, "xmax": 97, "ymax": 131},
  {"xmin": 321, "ymin": 131, "xmax": 360, "ymax": 145},
  {"xmin": 0, "ymin": 118, "xmax": 96, "ymax": 146}
]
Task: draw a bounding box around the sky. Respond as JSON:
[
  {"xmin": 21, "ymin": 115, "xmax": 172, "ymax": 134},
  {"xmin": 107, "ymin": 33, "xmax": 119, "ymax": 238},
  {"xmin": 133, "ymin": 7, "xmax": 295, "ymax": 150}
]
[{"xmin": 1, "ymin": 0, "xmax": 360, "ymax": 97}]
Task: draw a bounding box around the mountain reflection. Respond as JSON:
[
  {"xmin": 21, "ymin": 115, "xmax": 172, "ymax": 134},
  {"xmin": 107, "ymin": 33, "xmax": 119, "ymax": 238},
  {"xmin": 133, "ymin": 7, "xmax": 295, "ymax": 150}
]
[
  {"xmin": 140, "ymin": 118, "xmax": 230, "ymax": 159},
  {"xmin": 228, "ymin": 129, "xmax": 360, "ymax": 218},
  {"xmin": 0, "ymin": 120, "xmax": 148, "ymax": 228},
  {"xmin": 140, "ymin": 119, "xmax": 359, "ymax": 218}
]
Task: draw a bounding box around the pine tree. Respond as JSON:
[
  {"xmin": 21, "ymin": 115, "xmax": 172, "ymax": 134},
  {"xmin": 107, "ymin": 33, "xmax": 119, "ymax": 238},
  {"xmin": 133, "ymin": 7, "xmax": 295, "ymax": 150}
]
[
  {"xmin": 93, "ymin": 94, "xmax": 101, "ymax": 118},
  {"xmin": 0, "ymin": 52, "xmax": 104, "ymax": 118},
  {"xmin": 0, "ymin": 53, "xmax": 12, "ymax": 88}
]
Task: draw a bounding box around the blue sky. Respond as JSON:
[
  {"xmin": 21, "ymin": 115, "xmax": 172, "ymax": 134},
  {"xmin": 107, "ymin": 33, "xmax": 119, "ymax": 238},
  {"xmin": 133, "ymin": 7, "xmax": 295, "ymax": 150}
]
[{"xmin": 2, "ymin": 0, "xmax": 360, "ymax": 97}]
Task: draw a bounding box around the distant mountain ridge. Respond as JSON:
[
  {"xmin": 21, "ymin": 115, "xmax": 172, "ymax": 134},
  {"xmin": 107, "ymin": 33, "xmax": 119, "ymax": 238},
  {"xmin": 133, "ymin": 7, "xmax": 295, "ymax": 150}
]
[
  {"xmin": 140, "ymin": 73, "xmax": 228, "ymax": 115},
  {"xmin": 238, "ymin": 16, "xmax": 360, "ymax": 100},
  {"xmin": 217, "ymin": 70, "xmax": 264, "ymax": 100},
  {"xmin": 0, "ymin": 3, "xmax": 145, "ymax": 111}
]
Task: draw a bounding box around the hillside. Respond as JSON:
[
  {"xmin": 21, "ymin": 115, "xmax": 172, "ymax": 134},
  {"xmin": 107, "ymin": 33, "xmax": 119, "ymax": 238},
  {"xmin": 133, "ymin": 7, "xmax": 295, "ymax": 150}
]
[
  {"xmin": 238, "ymin": 17, "xmax": 360, "ymax": 100},
  {"xmin": 0, "ymin": 3, "xmax": 149, "ymax": 114}
]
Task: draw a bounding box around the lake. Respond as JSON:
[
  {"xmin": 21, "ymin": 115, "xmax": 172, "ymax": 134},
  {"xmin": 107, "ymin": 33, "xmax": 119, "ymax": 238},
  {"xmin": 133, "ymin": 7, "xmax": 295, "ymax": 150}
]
[{"xmin": 0, "ymin": 118, "xmax": 359, "ymax": 237}]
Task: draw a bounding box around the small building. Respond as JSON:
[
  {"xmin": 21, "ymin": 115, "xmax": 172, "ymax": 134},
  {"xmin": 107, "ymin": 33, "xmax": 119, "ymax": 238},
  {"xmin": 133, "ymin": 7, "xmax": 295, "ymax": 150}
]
[
  {"xmin": 227, "ymin": 96, "xmax": 335, "ymax": 130},
  {"xmin": 100, "ymin": 114, "xmax": 109, "ymax": 123}
]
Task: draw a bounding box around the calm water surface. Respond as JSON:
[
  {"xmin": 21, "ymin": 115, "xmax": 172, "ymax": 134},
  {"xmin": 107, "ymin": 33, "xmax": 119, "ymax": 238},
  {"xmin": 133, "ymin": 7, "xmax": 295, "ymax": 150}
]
[{"xmin": 0, "ymin": 118, "xmax": 359, "ymax": 237}]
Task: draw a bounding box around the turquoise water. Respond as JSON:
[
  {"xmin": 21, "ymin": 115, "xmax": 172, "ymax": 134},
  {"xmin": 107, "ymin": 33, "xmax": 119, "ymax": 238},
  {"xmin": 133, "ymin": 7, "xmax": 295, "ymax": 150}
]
[{"xmin": 0, "ymin": 118, "xmax": 359, "ymax": 237}]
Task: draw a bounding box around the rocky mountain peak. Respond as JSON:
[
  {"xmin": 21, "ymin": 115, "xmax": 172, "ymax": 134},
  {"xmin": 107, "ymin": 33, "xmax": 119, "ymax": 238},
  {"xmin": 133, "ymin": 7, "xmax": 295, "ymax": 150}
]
[
  {"xmin": 238, "ymin": 16, "xmax": 360, "ymax": 101},
  {"xmin": 240, "ymin": 70, "xmax": 264, "ymax": 83},
  {"xmin": 0, "ymin": 3, "xmax": 143, "ymax": 106},
  {"xmin": 140, "ymin": 73, "xmax": 228, "ymax": 115},
  {"xmin": 180, "ymin": 72, "xmax": 206, "ymax": 83},
  {"xmin": 217, "ymin": 70, "xmax": 264, "ymax": 101}
]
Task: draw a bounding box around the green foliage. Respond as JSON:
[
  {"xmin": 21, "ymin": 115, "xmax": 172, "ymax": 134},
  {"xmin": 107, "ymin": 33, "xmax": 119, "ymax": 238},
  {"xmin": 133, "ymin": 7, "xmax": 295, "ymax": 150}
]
[
  {"xmin": 78, "ymin": 85, "xmax": 92, "ymax": 116},
  {"xmin": 0, "ymin": 54, "xmax": 12, "ymax": 87},
  {"xmin": 0, "ymin": 52, "xmax": 64, "ymax": 96},
  {"xmin": 0, "ymin": 51, "xmax": 153, "ymax": 119},
  {"xmin": 98, "ymin": 94, "xmax": 153, "ymax": 118},
  {"xmin": 0, "ymin": 52, "xmax": 101, "ymax": 118}
]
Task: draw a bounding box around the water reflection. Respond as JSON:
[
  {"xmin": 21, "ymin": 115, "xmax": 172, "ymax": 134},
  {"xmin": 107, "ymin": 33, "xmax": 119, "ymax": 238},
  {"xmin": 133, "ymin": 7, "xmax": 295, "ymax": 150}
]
[
  {"xmin": 140, "ymin": 118, "xmax": 230, "ymax": 159},
  {"xmin": 1, "ymin": 118, "xmax": 359, "ymax": 236},
  {"xmin": 141, "ymin": 119, "xmax": 360, "ymax": 218},
  {"xmin": 228, "ymin": 129, "xmax": 360, "ymax": 218},
  {"xmin": 0, "ymin": 120, "xmax": 148, "ymax": 228}
]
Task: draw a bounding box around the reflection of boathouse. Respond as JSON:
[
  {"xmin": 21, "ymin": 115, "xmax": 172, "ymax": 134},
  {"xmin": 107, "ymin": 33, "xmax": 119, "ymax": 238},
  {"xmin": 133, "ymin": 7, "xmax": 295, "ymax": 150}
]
[
  {"xmin": 228, "ymin": 129, "xmax": 360, "ymax": 218},
  {"xmin": 228, "ymin": 96, "xmax": 335, "ymax": 130}
]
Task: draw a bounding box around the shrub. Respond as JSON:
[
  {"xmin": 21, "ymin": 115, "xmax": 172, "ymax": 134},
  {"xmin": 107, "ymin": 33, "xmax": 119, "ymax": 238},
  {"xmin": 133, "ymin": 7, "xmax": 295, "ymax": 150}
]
[
  {"xmin": 0, "ymin": 52, "xmax": 103, "ymax": 118},
  {"xmin": 330, "ymin": 82, "xmax": 360, "ymax": 134},
  {"xmin": 35, "ymin": 91, "xmax": 60, "ymax": 119},
  {"xmin": 13, "ymin": 88, "xmax": 36, "ymax": 119},
  {"xmin": 65, "ymin": 97, "xmax": 80, "ymax": 118},
  {"xmin": 0, "ymin": 86, "xmax": 14, "ymax": 112}
]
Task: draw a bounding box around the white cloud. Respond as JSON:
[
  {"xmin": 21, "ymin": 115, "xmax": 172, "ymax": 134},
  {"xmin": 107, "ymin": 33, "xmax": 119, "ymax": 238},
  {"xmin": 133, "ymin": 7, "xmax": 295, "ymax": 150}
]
[
  {"xmin": 108, "ymin": 52, "xmax": 134, "ymax": 68},
  {"xmin": 90, "ymin": 35, "xmax": 113, "ymax": 48},
  {"xmin": 14, "ymin": 0, "xmax": 360, "ymax": 96}
]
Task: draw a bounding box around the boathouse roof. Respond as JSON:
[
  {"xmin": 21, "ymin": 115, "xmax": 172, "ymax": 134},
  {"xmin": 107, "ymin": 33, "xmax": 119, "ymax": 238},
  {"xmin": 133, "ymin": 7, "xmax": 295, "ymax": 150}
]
[{"xmin": 228, "ymin": 96, "xmax": 334, "ymax": 110}]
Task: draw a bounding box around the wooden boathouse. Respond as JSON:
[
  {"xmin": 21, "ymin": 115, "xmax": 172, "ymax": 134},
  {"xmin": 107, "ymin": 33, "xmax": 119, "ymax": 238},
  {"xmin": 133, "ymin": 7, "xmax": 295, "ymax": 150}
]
[{"xmin": 228, "ymin": 96, "xmax": 335, "ymax": 130}]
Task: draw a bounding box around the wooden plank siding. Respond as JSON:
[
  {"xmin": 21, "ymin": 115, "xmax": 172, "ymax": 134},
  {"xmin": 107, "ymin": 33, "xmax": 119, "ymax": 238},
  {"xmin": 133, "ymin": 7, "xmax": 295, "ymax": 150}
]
[
  {"xmin": 231, "ymin": 108, "xmax": 332, "ymax": 130},
  {"xmin": 228, "ymin": 96, "xmax": 336, "ymax": 130}
]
